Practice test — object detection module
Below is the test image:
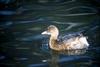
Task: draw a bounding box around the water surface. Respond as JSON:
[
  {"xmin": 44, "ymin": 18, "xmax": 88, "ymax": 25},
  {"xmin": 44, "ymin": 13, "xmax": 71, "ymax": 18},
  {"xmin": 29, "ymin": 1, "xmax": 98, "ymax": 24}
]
[{"xmin": 0, "ymin": 0, "xmax": 100, "ymax": 67}]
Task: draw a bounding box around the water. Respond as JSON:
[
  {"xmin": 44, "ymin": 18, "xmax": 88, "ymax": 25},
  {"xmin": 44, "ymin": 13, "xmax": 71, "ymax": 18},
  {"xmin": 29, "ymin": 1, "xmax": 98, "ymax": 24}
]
[{"xmin": 0, "ymin": 0, "xmax": 100, "ymax": 67}]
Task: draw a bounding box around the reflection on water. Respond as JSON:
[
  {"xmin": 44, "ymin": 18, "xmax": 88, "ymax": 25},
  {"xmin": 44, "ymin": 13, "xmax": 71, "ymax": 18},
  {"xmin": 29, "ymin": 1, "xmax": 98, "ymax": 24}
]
[
  {"xmin": 48, "ymin": 49, "xmax": 89, "ymax": 67},
  {"xmin": 52, "ymin": 49, "xmax": 87, "ymax": 55},
  {"xmin": 0, "ymin": 0, "xmax": 100, "ymax": 67}
]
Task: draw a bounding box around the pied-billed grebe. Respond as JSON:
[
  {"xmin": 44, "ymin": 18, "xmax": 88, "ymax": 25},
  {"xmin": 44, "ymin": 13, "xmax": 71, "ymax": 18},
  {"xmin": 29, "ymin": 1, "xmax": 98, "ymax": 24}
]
[{"xmin": 41, "ymin": 25, "xmax": 89, "ymax": 51}]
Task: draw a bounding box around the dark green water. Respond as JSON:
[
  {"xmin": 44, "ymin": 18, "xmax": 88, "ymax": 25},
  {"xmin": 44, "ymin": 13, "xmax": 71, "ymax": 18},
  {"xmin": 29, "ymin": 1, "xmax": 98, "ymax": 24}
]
[{"xmin": 0, "ymin": 0, "xmax": 100, "ymax": 67}]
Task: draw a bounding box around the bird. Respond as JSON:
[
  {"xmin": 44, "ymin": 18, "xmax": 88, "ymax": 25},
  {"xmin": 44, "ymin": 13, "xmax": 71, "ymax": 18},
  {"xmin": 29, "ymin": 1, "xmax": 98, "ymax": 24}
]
[{"xmin": 41, "ymin": 25, "xmax": 89, "ymax": 51}]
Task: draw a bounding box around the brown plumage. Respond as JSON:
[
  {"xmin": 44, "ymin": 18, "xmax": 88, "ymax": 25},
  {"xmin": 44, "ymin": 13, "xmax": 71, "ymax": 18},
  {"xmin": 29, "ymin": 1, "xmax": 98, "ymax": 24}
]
[{"xmin": 41, "ymin": 25, "xmax": 89, "ymax": 51}]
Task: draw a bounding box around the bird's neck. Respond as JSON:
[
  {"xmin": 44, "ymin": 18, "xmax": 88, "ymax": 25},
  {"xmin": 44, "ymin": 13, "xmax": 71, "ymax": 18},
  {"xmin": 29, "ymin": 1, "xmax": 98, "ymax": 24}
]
[{"xmin": 49, "ymin": 36, "xmax": 60, "ymax": 50}]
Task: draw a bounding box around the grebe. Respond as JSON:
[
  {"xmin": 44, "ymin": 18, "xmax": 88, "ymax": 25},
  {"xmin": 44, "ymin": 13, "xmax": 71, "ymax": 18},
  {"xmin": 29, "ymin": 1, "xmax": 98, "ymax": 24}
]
[{"xmin": 41, "ymin": 25, "xmax": 89, "ymax": 51}]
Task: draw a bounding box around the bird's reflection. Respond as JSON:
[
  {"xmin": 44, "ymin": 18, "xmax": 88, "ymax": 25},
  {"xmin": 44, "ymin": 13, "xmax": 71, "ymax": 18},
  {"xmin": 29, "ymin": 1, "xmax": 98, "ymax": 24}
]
[
  {"xmin": 48, "ymin": 49, "xmax": 87, "ymax": 67},
  {"xmin": 52, "ymin": 49, "xmax": 87, "ymax": 55}
]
